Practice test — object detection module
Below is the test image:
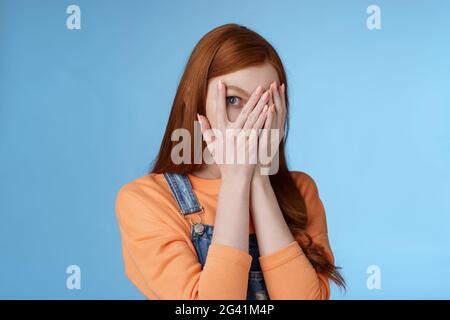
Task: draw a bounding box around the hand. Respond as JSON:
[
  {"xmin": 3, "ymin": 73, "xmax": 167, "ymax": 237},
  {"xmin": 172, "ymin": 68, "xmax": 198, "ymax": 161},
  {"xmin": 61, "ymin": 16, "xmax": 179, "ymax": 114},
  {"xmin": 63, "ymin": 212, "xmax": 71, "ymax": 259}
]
[
  {"xmin": 254, "ymin": 81, "xmax": 286, "ymax": 177},
  {"xmin": 197, "ymin": 80, "xmax": 270, "ymax": 181}
]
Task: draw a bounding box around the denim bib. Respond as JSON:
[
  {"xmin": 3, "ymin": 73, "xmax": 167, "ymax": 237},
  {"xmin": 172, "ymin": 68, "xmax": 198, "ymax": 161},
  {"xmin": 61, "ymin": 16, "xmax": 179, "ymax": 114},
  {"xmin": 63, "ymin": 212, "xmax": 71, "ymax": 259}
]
[{"xmin": 163, "ymin": 172, "xmax": 270, "ymax": 300}]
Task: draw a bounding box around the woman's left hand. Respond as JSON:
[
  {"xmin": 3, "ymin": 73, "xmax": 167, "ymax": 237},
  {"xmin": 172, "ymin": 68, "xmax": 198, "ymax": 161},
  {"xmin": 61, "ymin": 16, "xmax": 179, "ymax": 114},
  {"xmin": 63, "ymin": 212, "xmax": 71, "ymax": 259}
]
[{"xmin": 254, "ymin": 81, "xmax": 287, "ymax": 177}]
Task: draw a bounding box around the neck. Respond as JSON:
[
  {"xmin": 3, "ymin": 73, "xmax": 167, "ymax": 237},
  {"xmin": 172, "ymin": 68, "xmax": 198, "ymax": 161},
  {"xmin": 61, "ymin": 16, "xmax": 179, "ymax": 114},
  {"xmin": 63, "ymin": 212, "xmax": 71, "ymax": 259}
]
[{"xmin": 192, "ymin": 164, "xmax": 221, "ymax": 179}]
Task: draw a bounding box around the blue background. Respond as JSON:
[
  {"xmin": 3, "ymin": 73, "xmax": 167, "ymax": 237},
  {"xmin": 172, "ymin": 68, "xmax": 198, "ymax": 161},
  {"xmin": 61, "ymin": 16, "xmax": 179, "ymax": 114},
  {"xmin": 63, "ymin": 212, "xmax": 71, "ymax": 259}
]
[{"xmin": 1, "ymin": 0, "xmax": 449, "ymax": 299}]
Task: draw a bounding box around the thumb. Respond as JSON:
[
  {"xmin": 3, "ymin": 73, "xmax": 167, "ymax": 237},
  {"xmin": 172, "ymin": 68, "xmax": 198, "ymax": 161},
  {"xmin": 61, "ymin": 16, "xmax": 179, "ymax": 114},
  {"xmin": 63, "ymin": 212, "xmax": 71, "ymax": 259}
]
[{"xmin": 197, "ymin": 113, "xmax": 214, "ymax": 144}]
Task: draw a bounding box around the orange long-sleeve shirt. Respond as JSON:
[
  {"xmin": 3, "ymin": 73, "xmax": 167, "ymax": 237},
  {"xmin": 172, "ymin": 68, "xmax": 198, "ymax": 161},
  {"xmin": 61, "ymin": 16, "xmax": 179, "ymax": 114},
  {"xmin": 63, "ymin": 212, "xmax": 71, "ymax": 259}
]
[{"xmin": 115, "ymin": 171, "xmax": 335, "ymax": 300}]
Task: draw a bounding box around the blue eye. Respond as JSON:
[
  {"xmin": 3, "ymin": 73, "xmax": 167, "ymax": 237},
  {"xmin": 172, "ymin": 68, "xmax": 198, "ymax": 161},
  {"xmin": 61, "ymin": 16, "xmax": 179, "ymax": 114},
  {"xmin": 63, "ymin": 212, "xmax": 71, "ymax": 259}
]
[{"xmin": 226, "ymin": 96, "xmax": 242, "ymax": 107}]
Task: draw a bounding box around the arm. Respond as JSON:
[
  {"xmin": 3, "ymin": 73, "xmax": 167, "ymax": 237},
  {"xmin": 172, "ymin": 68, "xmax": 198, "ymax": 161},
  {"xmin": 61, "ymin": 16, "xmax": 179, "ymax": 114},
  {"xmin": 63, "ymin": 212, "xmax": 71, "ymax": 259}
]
[
  {"xmin": 249, "ymin": 174, "xmax": 332, "ymax": 300},
  {"xmin": 250, "ymin": 175, "xmax": 295, "ymax": 255},
  {"xmin": 116, "ymin": 185, "xmax": 252, "ymax": 300},
  {"xmin": 212, "ymin": 175, "xmax": 252, "ymax": 252},
  {"xmin": 200, "ymin": 79, "xmax": 269, "ymax": 253},
  {"xmin": 116, "ymin": 80, "xmax": 270, "ymax": 300}
]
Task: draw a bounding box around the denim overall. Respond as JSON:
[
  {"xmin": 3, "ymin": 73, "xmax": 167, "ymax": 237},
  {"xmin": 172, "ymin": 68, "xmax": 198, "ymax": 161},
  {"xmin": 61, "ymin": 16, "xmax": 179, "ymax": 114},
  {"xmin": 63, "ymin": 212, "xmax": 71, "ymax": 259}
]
[{"xmin": 164, "ymin": 172, "xmax": 270, "ymax": 300}]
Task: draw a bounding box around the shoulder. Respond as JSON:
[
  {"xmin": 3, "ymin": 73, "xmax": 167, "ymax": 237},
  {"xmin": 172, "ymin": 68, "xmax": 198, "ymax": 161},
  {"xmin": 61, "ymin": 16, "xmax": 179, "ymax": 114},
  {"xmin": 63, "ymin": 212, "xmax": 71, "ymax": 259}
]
[
  {"xmin": 288, "ymin": 170, "xmax": 328, "ymax": 237},
  {"xmin": 115, "ymin": 173, "xmax": 174, "ymax": 221},
  {"xmin": 289, "ymin": 170, "xmax": 321, "ymax": 201},
  {"xmin": 117, "ymin": 173, "xmax": 169, "ymax": 199}
]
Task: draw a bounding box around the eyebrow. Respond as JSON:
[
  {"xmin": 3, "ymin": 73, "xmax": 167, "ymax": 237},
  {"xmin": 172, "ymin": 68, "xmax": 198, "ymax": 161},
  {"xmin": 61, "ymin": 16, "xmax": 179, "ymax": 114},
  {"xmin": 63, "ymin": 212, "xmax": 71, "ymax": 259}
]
[{"xmin": 226, "ymin": 85, "xmax": 251, "ymax": 98}]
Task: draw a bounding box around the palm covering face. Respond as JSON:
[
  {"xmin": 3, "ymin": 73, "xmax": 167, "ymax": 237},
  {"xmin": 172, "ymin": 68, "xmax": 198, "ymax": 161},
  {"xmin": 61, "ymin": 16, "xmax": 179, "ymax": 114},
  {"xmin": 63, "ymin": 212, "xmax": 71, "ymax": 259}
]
[{"xmin": 197, "ymin": 80, "xmax": 286, "ymax": 177}]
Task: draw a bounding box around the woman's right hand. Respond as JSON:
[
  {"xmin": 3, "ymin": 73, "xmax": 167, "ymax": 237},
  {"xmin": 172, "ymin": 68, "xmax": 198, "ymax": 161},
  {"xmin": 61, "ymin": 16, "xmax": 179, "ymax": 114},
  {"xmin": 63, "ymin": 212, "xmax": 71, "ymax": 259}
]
[{"xmin": 197, "ymin": 80, "xmax": 270, "ymax": 181}]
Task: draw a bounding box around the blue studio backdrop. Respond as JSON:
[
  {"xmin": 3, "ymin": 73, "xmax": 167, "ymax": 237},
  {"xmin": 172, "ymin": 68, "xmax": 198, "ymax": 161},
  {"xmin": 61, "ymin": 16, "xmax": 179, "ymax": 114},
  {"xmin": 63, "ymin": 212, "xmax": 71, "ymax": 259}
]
[{"xmin": 1, "ymin": 0, "xmax": 449, "ymax": 299}]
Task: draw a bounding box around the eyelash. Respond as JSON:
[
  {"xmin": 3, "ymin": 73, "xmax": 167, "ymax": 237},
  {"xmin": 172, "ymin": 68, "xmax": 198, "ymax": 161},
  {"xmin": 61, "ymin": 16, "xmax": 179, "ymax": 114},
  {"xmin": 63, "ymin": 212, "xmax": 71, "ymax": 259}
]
[{"xmin": 226, "ymin": 96, "xmax": 243, "ymax": 107}]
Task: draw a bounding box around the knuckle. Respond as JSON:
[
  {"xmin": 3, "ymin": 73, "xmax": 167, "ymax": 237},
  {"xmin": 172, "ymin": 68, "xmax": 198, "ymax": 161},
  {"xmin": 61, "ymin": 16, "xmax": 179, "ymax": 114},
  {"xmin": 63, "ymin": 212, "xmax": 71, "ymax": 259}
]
[
  {"xmin": 241, "ymin": 109, "xmax": 249, "ymax": 118},
  {"xmin": 248, "ymin": 114, "xmax": 258, "ymax": 123}
]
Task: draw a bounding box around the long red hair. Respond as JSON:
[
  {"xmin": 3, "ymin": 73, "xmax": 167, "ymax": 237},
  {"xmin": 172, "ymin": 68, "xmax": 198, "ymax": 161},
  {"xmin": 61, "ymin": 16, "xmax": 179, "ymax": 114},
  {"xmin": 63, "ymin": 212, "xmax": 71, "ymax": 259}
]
[{"xmin": 150, "ymin": 23, "xmax": 345, "ymax": 288}]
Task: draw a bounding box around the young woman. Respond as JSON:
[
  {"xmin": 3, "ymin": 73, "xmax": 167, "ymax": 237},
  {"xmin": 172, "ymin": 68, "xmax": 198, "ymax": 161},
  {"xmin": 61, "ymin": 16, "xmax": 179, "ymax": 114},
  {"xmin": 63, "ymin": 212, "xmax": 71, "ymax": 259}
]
[{"xmin": 115, "ymin": 24, "xmax": 345, "ymax": 300}]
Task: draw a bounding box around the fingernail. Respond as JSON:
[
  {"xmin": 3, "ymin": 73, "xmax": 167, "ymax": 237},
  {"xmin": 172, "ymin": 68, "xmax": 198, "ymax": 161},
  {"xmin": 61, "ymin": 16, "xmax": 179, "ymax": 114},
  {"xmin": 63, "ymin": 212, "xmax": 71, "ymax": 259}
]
[
  {"xmin": 263, "ymin": 105, "xmax": 268, "ymax": 113},
  {"xmin": 218, "ymin": 79, "xmax": 222, "ymax": 90},
  {"xmin": 262, "ymin": 91, "xmax": 269, "ymax": 100},
  {"xmin": 281, "ymin": 83, "xmax": 285, "ymax": 92},
  {"xmin": 255, "ymin": 86, "xmax": 262, "ymax": 95}
]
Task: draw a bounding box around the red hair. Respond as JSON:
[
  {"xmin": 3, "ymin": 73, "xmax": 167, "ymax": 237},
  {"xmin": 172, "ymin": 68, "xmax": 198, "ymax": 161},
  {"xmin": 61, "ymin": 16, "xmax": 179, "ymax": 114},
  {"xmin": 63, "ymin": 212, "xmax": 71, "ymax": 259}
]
[{"xmin": 150, "ymin": 23, "xmax": 345, "ymax": 288}]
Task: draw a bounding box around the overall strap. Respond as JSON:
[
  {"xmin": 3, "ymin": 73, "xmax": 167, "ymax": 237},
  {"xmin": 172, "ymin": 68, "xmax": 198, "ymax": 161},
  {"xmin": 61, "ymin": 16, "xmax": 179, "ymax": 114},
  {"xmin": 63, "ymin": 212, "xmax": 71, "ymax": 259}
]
[{"xmin": 163, "ymin": 173, "xmax": 203, "ymax": 215}]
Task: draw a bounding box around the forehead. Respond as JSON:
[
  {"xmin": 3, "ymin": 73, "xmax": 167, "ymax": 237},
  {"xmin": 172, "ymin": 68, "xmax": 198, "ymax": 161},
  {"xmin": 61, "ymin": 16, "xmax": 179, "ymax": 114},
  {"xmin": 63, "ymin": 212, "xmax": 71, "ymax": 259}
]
[{"xmin": 219, "ymin": 63, "xmax": 279, "ymax": 93}]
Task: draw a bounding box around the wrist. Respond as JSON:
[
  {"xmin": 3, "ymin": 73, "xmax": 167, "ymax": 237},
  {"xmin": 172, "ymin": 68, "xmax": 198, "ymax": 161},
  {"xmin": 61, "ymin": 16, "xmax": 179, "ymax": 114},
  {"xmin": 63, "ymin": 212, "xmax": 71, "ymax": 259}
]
[
  {"xmin": 221, "ymin": 172, "xmax": 253, "ymax": 186},
  {"xmin": 251, "ymin": 172, "xmax": 271, "ymax": 186}
]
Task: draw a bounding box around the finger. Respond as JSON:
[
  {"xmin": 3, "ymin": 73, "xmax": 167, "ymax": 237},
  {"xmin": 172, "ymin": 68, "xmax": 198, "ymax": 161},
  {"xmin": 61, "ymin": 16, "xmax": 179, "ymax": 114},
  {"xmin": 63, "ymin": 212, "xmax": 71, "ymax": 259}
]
[
  {"xmin": 197, "ymin": 113, "xmax": 211, "ymax": 132},
  {"xmin": 258, "ymin": 105, "xmax": 273, "ymax": 168},
  {"xmin": 274, "ymin": 83, "xmax": 286, "ymax": 137},
  {"xmin": 267, "ymin": 86, "xmax": 274, "ymax": 128},
  {"xmin": 280, "ymin": 83, "xmax": 286, "ymax": 108},
  {"xmin": 272, "ymin": 82, "xmax": 286, "ymax": 131},
  {"xmin": 248, "ymin": 106, "xmax": 267, "ymax": 163},
  {"xmin": 270, "ymin": 104, "xmax": 282, "ymax": 146},
  {"xmin": 216, "ymin": 79, "xmax": 228, "ymax": 128},
  {"xmin": 271, "ymin": 81, "xmax": 283, "ymax": 115},
  {"xmin": 264, "ymin": 104, "xmax": 275, "ymax": 130},
  {"xmin": 263, "ymin": 105, "xmax": 276, "ymax": 159},
  {"xmin": 253, "ymin": 104, "xmax": 269, "ymax": 132},
  {"xmin": 270, "ymin": 104, "xmax": 278, "ymax": 129},
  {"xmin": 270, "ymin": 104, "xmax": 280, "ymax": 156},
  {"xmin": 268, "ymin": 84, "xmax": 274, "ymax": 107},
  {"xmin": 242, "ymin": 90, "xmax": 270, "ymax": 130},
  {"xmin": 233, "ymin": 86, "xmax": 264, "ymax": 128},
  {"xmin": 198, "ymin": 114, "xmax": 215, "ymax": 145},
  {"xmin": 267, "ymin": 104, "xmax": 277, "ymax": 136}
]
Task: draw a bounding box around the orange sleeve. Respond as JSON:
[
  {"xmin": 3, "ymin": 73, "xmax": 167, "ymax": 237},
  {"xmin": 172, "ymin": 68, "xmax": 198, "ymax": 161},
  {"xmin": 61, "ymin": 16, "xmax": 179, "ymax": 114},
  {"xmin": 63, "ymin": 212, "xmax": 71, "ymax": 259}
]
[
  {"xmin": 258, "ymin": 172, "xmax": 333, "ymax": 300},
  {"xmin": 115, "ymin": 185, "xmax": 252, "ymax": 300}
]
